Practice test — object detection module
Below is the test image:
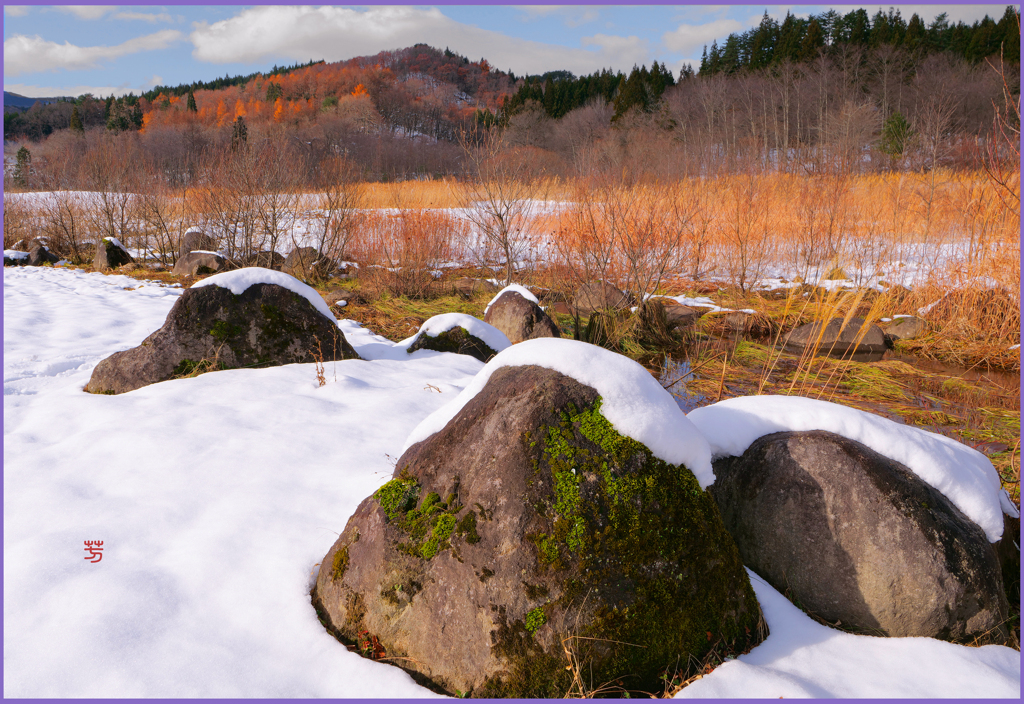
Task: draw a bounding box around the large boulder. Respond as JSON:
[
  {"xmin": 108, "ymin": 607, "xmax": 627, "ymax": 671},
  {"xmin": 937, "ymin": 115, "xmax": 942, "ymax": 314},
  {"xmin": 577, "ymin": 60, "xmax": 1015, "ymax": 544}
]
[
  {"xmin": 282, "ymin": 246, "xmax": 333, "ymax": 282},
  {"xmin": 313, "ymin": 362, "xmax": 761, "ymax": 697},
  {"xmin": 405, "ymin": 313, "xmax": 510, "ymax": 363},
  {"xmin": 5, "ymin": 238, "xmax": 58, "ymax": 266},
  {"xmin": 93, "ymin": 237, "xmax": 134, "ymax": 271},
  {"xmin": 85, "ymin": 269, "xmax": 358, "ymax": 394},
  {"xmin": 178, "ymin": 228, "xmax": 217, "ymax": 259},
  {"xmin": 483, "ymin": 290, "xmax": 561, "ymax": 344},
  {"xmin": 574, "ymin": 281, "xmax": 634, "ymax": 315},
  {"xmin": 709, "ymin": 430, "xmax": 1009, "ymax": 643},
  {"xmin": 784, "ymin": 317, "xmax": 887, "ymax": 357},
  {"xmin": 171, "ymin": 250, "xmax": 228, "ymax": 277}
]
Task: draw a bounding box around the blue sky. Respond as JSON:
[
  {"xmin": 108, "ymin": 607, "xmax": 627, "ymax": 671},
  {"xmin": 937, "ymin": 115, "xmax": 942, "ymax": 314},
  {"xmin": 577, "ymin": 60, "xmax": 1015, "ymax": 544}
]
[{"xmin": 3, "ymin": 4, "xmax": 1014, "ymax": 98}]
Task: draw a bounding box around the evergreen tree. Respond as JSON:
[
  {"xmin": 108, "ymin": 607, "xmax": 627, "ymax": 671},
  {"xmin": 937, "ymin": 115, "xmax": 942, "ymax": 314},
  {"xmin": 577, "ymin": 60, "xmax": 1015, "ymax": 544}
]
[
  {"xmin": 880, "ymin": 111, "xmax": 913, "ymax": 157},
  {"xmin": 13, "ymin": 146, "xmax": 31, "ymax": 187},
  {"xmin": 69, "ymin": 105, "xmax": 84, "ymax": 134},
  {"xmin": 186, "ymin": 88, "xmax": 198, "ymax": 113},
  {"xmin": 231, "ymin": 115, "xmax": 248, "ymax": 150},
  {"xmin": 800, "ymin": 18, "xmax": 825, "ymax": 60}
]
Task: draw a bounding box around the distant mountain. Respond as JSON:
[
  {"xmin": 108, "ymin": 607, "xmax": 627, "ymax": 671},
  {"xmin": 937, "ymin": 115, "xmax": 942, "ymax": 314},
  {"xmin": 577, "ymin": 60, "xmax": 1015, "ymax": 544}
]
[{"xmin": 4, "ymin": 91, "xmax": 69, "ymax": 112}]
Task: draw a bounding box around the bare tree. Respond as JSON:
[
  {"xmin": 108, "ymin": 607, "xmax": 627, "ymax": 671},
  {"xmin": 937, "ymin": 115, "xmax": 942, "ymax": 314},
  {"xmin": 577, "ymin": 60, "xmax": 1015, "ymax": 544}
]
[{"xmin": 457, "ymin": 129, "xmax": 550, "ymax": 285}]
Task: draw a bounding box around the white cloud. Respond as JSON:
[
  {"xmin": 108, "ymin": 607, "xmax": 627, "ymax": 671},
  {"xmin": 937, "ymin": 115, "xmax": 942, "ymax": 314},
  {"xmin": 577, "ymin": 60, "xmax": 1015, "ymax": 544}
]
[
  {"xmin": 4, "ymin": 30, "xmax": 184, "ymax": 77},
  {"xmin": 662, "ymin": 19, "xmax": 746, "ymax": 56},
  {"xmin": 5, "ymin": 6, "xmax": 31, "ymax": 18},
  {"xmin": 188, "ymin": 6, "xmax": 653, "ymax": 76},
  {"xmin": 4, "ymin": 82, "xmax": 147, "ymax": 99},
  {"xmin": 113, "ymin": 11, "xmax": 175, "ymax": 24},
  {"xmin": 56, "ymin": 6, "xmax": 117, "ymax": 21}
]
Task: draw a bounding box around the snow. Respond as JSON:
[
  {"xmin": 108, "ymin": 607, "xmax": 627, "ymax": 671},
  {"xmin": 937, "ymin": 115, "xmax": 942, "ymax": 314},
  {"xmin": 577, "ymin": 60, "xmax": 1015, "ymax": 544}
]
[
  {"xmin": 401, "ymin": 338, "xmax": 715, "ymax": 487},
  {"xmin": 102, "ymin": 236, "xmax": 128, "ymax": 253},
  {"xmin": 396, "ymin": 313, "xmax": 511, "ymax": 355},
  {"xmin": 4, "ymin": 266, "xmax": 1019, "ymax": 698},
  {"xmin": 484, "ymin": 283, "xmax": 539, "ymax": 315},
  {"xmin": 4, "ymin": 250, "xmax": 30, "ymax": 260},
  {"xmin": 687, "ymin": 395, "xmax": 1013, "ymax": 542},
  {"xmin": 190, "ymin": 267, "xmax": 335, "ymax": 323},
  {"xmin": 676, "ymin": 568, "xmax": 1020, "ymax": 698}
]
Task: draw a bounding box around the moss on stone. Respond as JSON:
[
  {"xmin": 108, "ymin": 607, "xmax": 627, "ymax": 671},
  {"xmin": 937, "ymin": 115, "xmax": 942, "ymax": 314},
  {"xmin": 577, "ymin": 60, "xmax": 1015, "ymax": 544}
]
[
  {"xmin": 374, "ymin": 478, "xmax": 421, "ymax": 521},
  {"xmin": 331, "ymin": 545, "xmax": 349, "ymax": 582},
  {"xmin": 406, "ymin": 326, "xmax": 497, "ymax": 362},
  {"xmin": 209, "ymin": 319, "xmax": 243, "ymax": 341},
  {"xmin": 456, "ymin": 510, "xmax": 481, "ymax": 544},
  {"xmin": 525, "ymin": 607, "xmax": 547, "ymax": 634},
  {"xmin": 374, "ymin": 479, "xmax": 469, "ymax": 561}
]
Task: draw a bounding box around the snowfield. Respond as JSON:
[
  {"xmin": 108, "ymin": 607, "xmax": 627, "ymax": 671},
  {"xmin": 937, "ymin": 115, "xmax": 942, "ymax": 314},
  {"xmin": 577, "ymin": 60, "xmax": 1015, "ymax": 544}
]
[{"xmin": 3, "ymin": 266, "xmax": 1019, "ymax": 698}]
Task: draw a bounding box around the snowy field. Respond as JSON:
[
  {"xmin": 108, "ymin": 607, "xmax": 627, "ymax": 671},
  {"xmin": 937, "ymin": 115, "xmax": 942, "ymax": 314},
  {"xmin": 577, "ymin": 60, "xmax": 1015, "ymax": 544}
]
[{"xmin": 3, "ymin": 266, "xmax": 1020, "ymax": 698}]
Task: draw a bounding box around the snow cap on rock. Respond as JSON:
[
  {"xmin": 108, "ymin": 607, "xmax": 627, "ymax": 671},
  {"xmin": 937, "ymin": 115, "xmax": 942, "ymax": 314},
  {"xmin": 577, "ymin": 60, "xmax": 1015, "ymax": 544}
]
[
  {"xmin": 484, "ymin": 284, "xmax": 539, "ymax": 314},
  {"xmin": 688, "ymin": 395, "xmax": 1013, "ymax": 542},
  {"xmin": 398, "ymin": 313, "xmax": 512, "ymax": 354},
  {"xmin": 190, "ymin": 267, "xmax": 335, "ymax": 323},
  {"xmin": 402, "ymin": 337, "xmax": 714, "ymax": 486}
]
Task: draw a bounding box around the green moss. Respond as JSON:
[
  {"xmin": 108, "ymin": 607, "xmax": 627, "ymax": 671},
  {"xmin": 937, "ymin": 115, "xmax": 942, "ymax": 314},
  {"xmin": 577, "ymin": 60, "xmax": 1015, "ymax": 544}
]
[
  {"xmin": 170, "ymin": 357, "xmax": 224, "ymax": 379},
  {"xmin": 209, "ymin": 319, "xmax": 243, "ymax": 341},
  {"xmin": 505, "ymin": 395, "xmax": 762, "ymax": 695},
  {"xmin": 456, "ymin": 510, "xmax": 480, "ymax": 544},
  {"xmin": 406, "ymin": 326, "xmax": 497, "ymax": 362},
  {"xmin": 330, "ymin": 545, "xmax": 349, "ymax": 581},
  {"xmin": 525, "ymin": 607, "xmax": 547, "ymax": 635},
  {"xmin": 374, "ymin": 478, "xmax": 421, "ymax": 521},
  {"xmin": 421, "ymin": 513, "xmax": 457, "ymax": 559}
]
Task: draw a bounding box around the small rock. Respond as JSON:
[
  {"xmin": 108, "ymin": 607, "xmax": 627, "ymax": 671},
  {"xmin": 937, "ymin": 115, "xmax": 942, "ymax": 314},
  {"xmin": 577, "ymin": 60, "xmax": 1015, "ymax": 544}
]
[
  {"xmin": 93, "ymin": 237, "xmax": 134, "ymax": 271},
  {"xmin": 483, "ymin": 290, "xmax": 560, "ymax": 343},
  {"xmin": 784, "ymin": 317, "xmax": 887, "ymax": 357},
  {"xmin": 883, "ymin": 316, "xmax": 927, "ymax": 341},
  {"xmin": 178, "ymin": 228, "xmax": 217, "ymax": 259},
  {"xmin": 172, "ymin": 251, "xmax": 228, "ymax": 277},
  {"xmin": 573, "ymin": 281, "xmax": 634, "ymax": 315}
]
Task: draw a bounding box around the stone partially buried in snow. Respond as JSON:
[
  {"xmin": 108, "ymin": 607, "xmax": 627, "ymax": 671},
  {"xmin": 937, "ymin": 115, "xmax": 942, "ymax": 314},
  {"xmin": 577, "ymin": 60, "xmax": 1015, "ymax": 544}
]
[
  {"xmin": 171, "ymin": 250, "xmax": 228, "ymax": 277},
  {"xmin": 709, "ymin": 430, "xmax": 1009, "ymax": 643},
  {"xmin": 85, "ymin": 267, "xmax": 358, "ymax": 394},
  {"xmin": 313, "ymin": 359, "xmax": 761, "ymax": 697},
  {"xmin": 404, "ymin": 313, "xmax": 510, "ymax": 363},
  {"xmin": 483, "ymin": 289, "xmax": 561, "ymax": 344},
  {"xmin": 93, "ymin": 237, "xmax": 134, "ymax": 271},
  {"xmin": 784, "ymin": 317, "xmax": 886, "ymax": 357}
]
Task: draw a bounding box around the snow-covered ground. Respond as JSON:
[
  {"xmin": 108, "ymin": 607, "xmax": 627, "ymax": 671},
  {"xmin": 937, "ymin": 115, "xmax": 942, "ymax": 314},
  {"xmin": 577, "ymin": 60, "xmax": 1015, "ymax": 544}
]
[{"xmin": 3, "ymin": 266, "xmax": 1019, "ymax": 698}]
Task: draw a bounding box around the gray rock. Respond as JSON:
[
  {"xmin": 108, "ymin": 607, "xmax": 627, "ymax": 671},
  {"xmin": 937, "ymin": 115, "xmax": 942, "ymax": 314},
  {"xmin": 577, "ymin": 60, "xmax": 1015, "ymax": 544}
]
[
  {"xmin": 85, "ymin": 280, "xmax": 358, "ymax": 394},
  {"xmin": 93, "ymin": 237, "xmax": 134, "ymax": 271},
  {"xmin": 451, "ymin": 277, "xmax": 497, "ymax": 298},
  {"xmin": 5, "ymin": 239, "xmax": 58, "ymax": 266},
  {"xmin": 242, "ymin": 251, "xmax": 285, "ymax": 270},
  {"xmin": 784, "ymin": 317, "xmax": 887, "ymax": 357},
  {"xmin": 178, "ymin": 229, "xmax": 217, "ymax": 259},
  {"xmin": 483, "ymin": 290, "xmax": 560, "ymax": 344},
  {"xmin": 171, "ymin": 250, "xmax": 228, "ymax": 277},
  {"xmin": 883, "ymin": 316, "xmax": 927, "ymax": 340},
  {"xmin": 282, "ymin": 246, "xmax": 333, "ymax": 282},
  {"xmin": 574, "ymin": 281, "xmax": 634, "ymax": 315},
  {"xmin": 710, "ymin": 430, "xmax": 1009, "ymax": 643},
  {"xmin": 663, "ymin": 305, "xmax": 700, "ymax": 329},
  {"xmin": 313, "ymin": 364, "xmax": 761, "ymax": 697}
]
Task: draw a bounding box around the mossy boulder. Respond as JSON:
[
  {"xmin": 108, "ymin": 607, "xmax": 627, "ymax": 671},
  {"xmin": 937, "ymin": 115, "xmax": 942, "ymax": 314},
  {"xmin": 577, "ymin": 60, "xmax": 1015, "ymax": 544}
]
[
  {"xmin": 312, "ymin": 365, "xmax": 761, "ymax": 697},
  {"xmin": 483, "ymin": 290, "xmax": 561, "ymax": 344},
  {"xmin": 406, "ymin": 325, "xmax": 499, "ymax": 363},
  {"xmin": 93, "ymin": 237, "xmax": 133, "ymax": 271},
  {"xmin": 85, "ymin": 281, "xmax": 358, "ymax": 394}
]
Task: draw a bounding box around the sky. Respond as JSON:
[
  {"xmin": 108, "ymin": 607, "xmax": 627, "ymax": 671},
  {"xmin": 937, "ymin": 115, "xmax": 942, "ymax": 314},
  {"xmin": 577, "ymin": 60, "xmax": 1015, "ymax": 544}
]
[{"xmin": 3, "ymin": 4, "xmax": 1016, "ymax": 99}]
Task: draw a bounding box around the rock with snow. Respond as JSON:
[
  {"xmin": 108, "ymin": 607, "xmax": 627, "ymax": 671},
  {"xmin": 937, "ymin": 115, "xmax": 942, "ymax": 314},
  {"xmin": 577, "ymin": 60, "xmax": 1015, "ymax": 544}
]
[
  {"xmin": 7, "ymin": 238, "xmax": 60, "ymax": 266},
  {"xmin": 93, "ymin": 237, "xmax": 133, "ymax": 271},
  {"xmin": 483, "ymin": 289, "xmax": 560, "ymax": 344},
  {"xmin": 171, "ymin": 250, "xmax": 228, "ymax": 277},
  {"xmin": 709, "ymin": 429, "xmax": 1009, "ymax": 643},
  {"xmin": 177, "ymin": 228, "xmax": 217, "ymax": 259},
  {"xmin": 784, "ymin": 317, "xmax": 887, "ymax": 357},
  {"xmin": 313, "ymin": 361, "xmax": 760, "ymax": 697},
  {"xmin": 402, "ymin": 313, "xmax": 510, "ymax": 363},
  {"xmin": 573, "ymin": 281, "xmax": 634, "ymax": 315},
  {"xmin": 282, "ymin": 246, "xmax": 333, "ymax": 282},
  {"xmin": 85, "ymin": 268, "xmax": 357, "ymax": 394},
  {"xmin": 242, "ymin": 250, "xmax": 285, "ymax": 270},
  {"xmin": 483, "ymin": 283, "xmax": 538, "ymax": 314},
  {"xmin": 883, "ymin": 315, "xmax": 928, "ymax": 340},
  {"xmin": 451, "ymin": 277, "xmax": 497, "ymax": 298}
]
